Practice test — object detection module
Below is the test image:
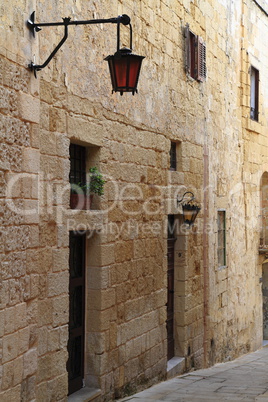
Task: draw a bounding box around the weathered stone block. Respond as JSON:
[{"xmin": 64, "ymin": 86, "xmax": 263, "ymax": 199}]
[
  {"xmin": 2, "ymin": 361, "xmax": 13, "ymax": 390},
  {"xmin": 36, "ymin": 382, "xmax": 48, "ymax": 401},
  {"xmin": 18, "ymin": 92, "xmax": 40, "ymax": 123},
  {"xmin": 2, "ymin": 333, "xmax": 19, "ymax": 363},
  {"xmin": 23, "ymin": 348, "xmax": 38, "ymax": 378},
  {"xmin": 13, "ymin": 356, "xmax": 23, "ymax": 386},
  {"xmin": 47, "ymin": 373, "xmax": 68, "ymax": 401},
  {"xmin": 47, "ymin": 328, "xmax": 60, "ymax": 352},
  {"xmin": 0, "ymin": 386, "xmax": 21, "ymax": 402},
  {"xmin": 67, "ymin": 115, "xmax": 103, "ymax": 146},
  {"xmin": 52, "ymin": 295, "xmax": 69, "ymax": 327},
  {"xmin": 18, "ymin": 327, "xmax": 30, "ymax": 355},
  {"xmin": 115, "ymin": 241, "xmax": 134, "ymax": 263},
  {"xmin": 37, "ymin": 300, "xmax": 53, "ymax": 326},
  {"xmin": 22, "ymin": 148, "xmax": 40, "ymax": 174},
  {"xmin": 47, "ymin": 272, "xmax": 69, "ymax": 297},
  {"xmin": 49, "ymin": 107, "xmax": 66, "ymax": 133}
]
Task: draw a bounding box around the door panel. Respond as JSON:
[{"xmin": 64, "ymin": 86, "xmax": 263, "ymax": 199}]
[
  {"xmin": 167, "ymin": 215, "xmax": 175, "ymax": 360},
  {"xmin": 263, "ymin": 263, "xmax": 268, "ymax": 340},
  {"xmin": 167, "ymin": 238, "xmax": 175, "ymax": 360},
  {"xmin": 67, "ymin": 232, "xmax": 85, "ymax": 395}
]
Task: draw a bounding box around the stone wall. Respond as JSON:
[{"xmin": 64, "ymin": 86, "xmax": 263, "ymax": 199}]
[{"xmin": 1, "ymin": 0, "xmax": 268, "ymax": 401}]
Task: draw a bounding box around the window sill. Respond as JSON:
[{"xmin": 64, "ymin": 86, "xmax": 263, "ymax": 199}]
[
  {"xmin": 245, "ymin": 117, "xmax": 263, "ymax": 134},
  {"xmin": 259, "ymin": 247, "xmax": 268, "ymax": 255},
  {"xmin": 66, "ymin": 209, "xmax": 107, "ymax": 232}
]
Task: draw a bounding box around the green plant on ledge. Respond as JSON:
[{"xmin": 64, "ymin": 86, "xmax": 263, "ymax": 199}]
[
  {"xmin": 73, "ymin": 167, "xmax": 105, "ymax": 196},
  {"xmin": 88, "ymin": 166, "xmax": 105, "ymax": 196},
  {"xmin": 69, "ymin": 167, "xmax": 105, "ymax": 210}
]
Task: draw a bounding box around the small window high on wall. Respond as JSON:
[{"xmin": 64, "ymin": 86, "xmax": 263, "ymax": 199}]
[
  {"xmin": 169, "ymin": 141, "xmax": 182, "ymax": 171},
  {"xmin": 217, "ymin": 210, "xmax": 226, "ymax": 268},
  {"xmin": 170, "ymin": 142, "xmax": 177, "ymax": 171},
  {"xmin": 250, "ymin": 66, "xmax": 259, "ymax": 121}
]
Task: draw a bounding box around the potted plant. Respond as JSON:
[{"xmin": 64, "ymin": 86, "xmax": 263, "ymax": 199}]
[
  {"xmin": 88, "ymin": 166, "xmax": 105, "ymax": 197},
  {"xmin": 70, "ymin": 167, "xmax": 105, "ymax": 210}
]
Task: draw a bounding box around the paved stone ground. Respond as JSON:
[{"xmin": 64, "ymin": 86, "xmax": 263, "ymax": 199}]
[{"xmin": 119, "ymin": 347, "xmax": 268, "ymax": 401}]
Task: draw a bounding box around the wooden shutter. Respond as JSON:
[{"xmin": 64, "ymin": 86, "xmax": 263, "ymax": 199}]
[
  {"xmin": 184, "ymin": 24, "xmax": 190, "ymax": 75},
  {"xmin": 197, "ymin": 36, "xmax": 206, "ymax": 82}
]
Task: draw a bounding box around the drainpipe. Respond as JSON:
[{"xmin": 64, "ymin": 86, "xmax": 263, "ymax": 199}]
[{"xmin": 203, "ymin": 143, "xmax": 209, "ymax": 367}]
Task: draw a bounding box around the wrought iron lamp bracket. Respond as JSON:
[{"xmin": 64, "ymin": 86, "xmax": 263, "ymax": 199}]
[
  {"xmin": 177, "ymin": 191, "xmax": 200, "ymax": 226},
  {"xmin": 177, "ymin": 191, "xmax": 195, "ymax": 206},
  {"xmin": 27, "ymin": 11, "xmax": 132, "ymax": 77}
]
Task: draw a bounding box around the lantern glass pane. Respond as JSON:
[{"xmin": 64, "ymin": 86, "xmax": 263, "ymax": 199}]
[
  {"xmin": 128, "ymin": 57, "xmax": 141, "ymax": 87},
  {"xmin": 107, "ymin": 59, "xmax": 116, "ymax": 89},
  {"xmin": 114, "ymin": 57, "xmax": 128, "ymax": 88},
  {"xmin": 183, "ymin": 209, "xmax": 193, "ymax": 222}
]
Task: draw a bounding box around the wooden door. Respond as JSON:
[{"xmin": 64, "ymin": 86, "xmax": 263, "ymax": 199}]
[
  {"xmin": 67, "ymin": 232, "xmax": 86, "ymax": 395},
  {"xmin": 167, "ymin": 216, "xmax": 175, "ymax": 360},
  {"xmin": 263, "ymin": 263, "xmax": 268, "ymax": 340}
]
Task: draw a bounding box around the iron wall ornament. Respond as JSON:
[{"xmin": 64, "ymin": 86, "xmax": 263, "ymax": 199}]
[
  {"xmin": 177, "ymin": 191, "xmax": 201, "ymax": 226},
  {"xmin": 27, "ymin": 11, "xmax": 144, "ymax": 94}
]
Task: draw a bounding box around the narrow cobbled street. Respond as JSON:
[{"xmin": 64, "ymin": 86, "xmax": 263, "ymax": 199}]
[{"xmin": 119, "ymin": 346, "xmax": 268, "ymax": 401}]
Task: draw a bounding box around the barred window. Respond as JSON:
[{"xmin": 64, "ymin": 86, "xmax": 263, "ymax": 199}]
[{"xmin": 69, "ymin": 144, "xmax": 86, "ymax": 186}]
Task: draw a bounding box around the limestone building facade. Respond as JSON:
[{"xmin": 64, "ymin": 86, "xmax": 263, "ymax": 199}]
[{"xmin": 1, "ymin": 0, "xmax": 268, "ymax": 400}]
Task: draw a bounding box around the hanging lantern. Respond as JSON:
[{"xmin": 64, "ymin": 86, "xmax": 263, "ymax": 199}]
[
  {"xmin": 177, "ymin": 191, "xmax": 201, "ymax": 226},
  {"xmin": 105, "ymin": 16, "xmax": 145, "ymax": 95},
  {"xmin": 105, "ymin": 48, "xmax": 144, "ymax": 95},
  {"xmin": 182, "ymin": 202, "xmax": 201, "ymax": 226}
]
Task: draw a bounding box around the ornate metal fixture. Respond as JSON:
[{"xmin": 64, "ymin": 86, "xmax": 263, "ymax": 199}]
[
  {"xmin": 177, "ymin": 191, "xmax": 201, "ymax": 226},
  {"xmin": 27, "ymin": 12, "xmax": 144, "ymax": 95}
]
